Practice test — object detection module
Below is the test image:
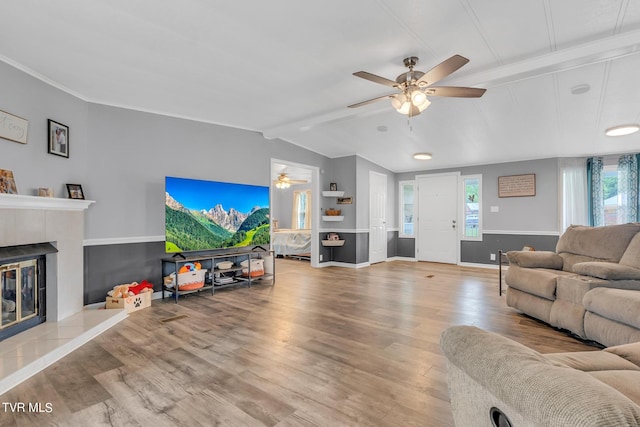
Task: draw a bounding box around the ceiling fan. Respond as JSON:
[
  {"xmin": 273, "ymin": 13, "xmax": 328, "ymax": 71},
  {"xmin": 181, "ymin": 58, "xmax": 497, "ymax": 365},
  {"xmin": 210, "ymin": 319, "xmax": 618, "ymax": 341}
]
[
  {"xmin": 273, "ymin": 173, "xmax": 307, "ymax": 189},
  {"xmin": 348, "ymin": 55, "xmax": 486, "ymax": 117}
]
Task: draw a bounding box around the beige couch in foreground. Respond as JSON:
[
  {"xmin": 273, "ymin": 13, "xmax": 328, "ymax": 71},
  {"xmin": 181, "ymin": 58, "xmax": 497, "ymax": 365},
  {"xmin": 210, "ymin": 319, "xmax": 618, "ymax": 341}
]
[
  {"xmin": 441, "ymin": 325, "xmax": 640, "ymax": 427},
  {"xmin": 506, "ymin": 223, "xmax": 640, "ymax": 346}
]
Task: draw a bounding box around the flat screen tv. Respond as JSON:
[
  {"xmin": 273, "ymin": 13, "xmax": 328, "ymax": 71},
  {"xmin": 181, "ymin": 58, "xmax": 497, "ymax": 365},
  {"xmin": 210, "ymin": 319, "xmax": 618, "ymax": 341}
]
[{"xmin": 165, "ymin": 176, "xmax": 270, "ymax": 253}]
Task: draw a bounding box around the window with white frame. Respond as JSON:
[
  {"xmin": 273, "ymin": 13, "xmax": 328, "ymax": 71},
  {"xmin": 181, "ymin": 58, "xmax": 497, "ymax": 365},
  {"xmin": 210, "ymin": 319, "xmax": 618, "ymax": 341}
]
[
  {"xmin": 399, "ymin": 181, "xmax": 415, "ymax": 237},
  {"xmin": 462, "ymin": 175, "xmax": 482, "ymax": 240},
  {"xmin": 590, "ymin": 155, "xmax": 639, "ymax": 226},
  {"xmin": 292, "ymin": 190, "xmax": 311, "ymax": 229}
]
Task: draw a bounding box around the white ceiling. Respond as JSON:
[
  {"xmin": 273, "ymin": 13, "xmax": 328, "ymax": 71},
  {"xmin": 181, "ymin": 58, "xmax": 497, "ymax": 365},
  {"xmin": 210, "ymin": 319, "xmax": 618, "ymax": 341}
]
[{"xmin": 2, "ymin": 0, "xmax": 640, "ymax": 172}]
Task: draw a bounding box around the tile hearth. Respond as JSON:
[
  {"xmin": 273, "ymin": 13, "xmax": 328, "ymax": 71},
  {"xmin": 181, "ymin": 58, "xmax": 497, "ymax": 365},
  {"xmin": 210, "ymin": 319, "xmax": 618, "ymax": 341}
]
[{"xmin": 0, "ymin": 308, "xmax": 126, "ymax": 395}]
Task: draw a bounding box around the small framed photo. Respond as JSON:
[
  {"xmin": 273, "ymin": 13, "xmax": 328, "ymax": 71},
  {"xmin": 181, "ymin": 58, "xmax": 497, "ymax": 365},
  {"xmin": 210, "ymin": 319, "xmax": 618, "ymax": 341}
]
[
  {"xmin": 0, "ymin": 169, "xmax": 18, "ymax": 194},
  {"xmin": 66, "ymin": 184, "xmax": 84, "ymax": 199},
  {"xmin": 337, "ymin": 196, "xmax": 352, "ymax": 204},
  {"xmin": 329, "ymin": 183, "xmax": 338, "ymax": 191},
  {"xmin": 48, "ymin": 119, "xmax": 69, "ymax": 158}
]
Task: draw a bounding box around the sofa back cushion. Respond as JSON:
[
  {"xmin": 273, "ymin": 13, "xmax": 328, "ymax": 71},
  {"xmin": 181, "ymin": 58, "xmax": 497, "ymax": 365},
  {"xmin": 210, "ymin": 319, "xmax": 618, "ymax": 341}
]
[
  {"xmin": 560, "ymin": 253, "xmax": 599, "ymax": 272},
  {"xmin": 557, "ymin": 224, "xmax": 640, "ymax": 266},
  {"xmin": 620, "ymin": 233, "xmax": 640, "ymax": 269}
]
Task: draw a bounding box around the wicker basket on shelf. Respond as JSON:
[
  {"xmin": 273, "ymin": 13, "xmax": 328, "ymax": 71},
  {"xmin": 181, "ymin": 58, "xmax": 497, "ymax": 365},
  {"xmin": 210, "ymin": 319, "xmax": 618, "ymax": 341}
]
[{"xmin": 325, "ymin": 208, "xmax": 342, "ymax": 216}]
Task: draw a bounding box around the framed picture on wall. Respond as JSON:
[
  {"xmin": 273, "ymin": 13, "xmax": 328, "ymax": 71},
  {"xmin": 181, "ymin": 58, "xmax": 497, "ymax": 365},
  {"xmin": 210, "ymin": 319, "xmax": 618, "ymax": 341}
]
[
  {"xmin": 66, "ymin": 183, "xmax": 84, "ymax": 199},
  {"xmin": 0, "ymin": 169, "xmax": 18, "ymax": 194},
  {"xmin": 48, "ymin": 119, "xmax": 69, "ymax": 158}
]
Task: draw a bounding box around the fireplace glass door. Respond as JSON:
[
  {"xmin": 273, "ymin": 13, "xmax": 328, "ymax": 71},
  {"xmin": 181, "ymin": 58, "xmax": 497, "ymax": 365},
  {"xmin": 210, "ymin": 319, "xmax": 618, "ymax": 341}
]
[{"xmin": 1, "ymin": 259, "xmax": 38, "ymax": 329}]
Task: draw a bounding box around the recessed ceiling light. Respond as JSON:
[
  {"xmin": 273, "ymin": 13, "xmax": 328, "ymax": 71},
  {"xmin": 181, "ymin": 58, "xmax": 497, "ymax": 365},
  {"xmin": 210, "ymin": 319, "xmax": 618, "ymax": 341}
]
[
  {"xmin": 413, "ymin": 152, "xmax": 432, "ymax": 160},
  {"xmin": 570, "ymin": 84, "xmax": 590, "ymax": 95},
  {"xmin": 605, "ymin": 124, "xmax": 640, "ymax": 137}
]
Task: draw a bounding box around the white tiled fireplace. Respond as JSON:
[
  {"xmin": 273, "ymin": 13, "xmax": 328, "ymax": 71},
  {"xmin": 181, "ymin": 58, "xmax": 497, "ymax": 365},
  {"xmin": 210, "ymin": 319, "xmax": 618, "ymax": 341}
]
[
  {"xmin": 0, "ymin": 194, "xmax": 126, "ymax": 394},
  {"xmin": 0, "ymin": 194, "xmax": 93, "ymax": 321}
]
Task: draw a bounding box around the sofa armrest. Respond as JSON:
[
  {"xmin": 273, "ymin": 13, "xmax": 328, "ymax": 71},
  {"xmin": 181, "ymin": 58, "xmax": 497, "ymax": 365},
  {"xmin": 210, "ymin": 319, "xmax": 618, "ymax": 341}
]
[
  {"xmin": 506, "ymin": 250, "xmax": 564, "ymax": 269},
  {"xmin": 440, "ymin": 325, "xmax": 640, "ymax": 426},
  {"xmin": 573, "ymin": 262, "xmax": 640, "ymax": 280}
]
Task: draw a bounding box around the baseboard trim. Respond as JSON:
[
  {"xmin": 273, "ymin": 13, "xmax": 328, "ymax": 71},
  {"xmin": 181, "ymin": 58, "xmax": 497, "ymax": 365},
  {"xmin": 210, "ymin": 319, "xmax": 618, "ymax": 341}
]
[
  {"xmin": 84, "ymin": 235, "xmax": 165, "ymax": 246},
  {"xmin": 483, "ymin": 230, "xmax": 560, "ymax": 236},
  {"xmin": 317, "ymin": 261, "xmax": 370, "ymax": 269},
  {"xmin": 458, "ymin": 262, "xmax": 500, "ymax": 270},
  {"xmin": 387, "ymin": 257, "xmax": 417, "ymax": 262}
]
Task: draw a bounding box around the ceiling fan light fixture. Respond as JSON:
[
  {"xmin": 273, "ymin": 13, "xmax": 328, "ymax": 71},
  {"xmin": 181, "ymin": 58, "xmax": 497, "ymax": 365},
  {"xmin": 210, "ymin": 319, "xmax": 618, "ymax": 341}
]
[
  {"xmin": 391, "ymin": 93, "xmax": 407, "ymax": 110},
  {"xmin": 396, "ymin": 100, "xmax": 412, "ymax": 115},
  {"xmin": 350, "ymin": 54, "xmax": 484, "ymax": 116},
  {"xmin": 413, "ymin": 152, "xmax": 432, "ymax": 160},
  {"xmin": 605, "ymin": 124, "xmax": 640, "ymax": 137},
  {"xmin": 275, "ymin": 181, "xmax": 290, "ymax": 189},
  {"xmin": 411, "ymin": 89, "xmax": 427, "ymax": 106},
  {"xmin": 417, "ymin": 98, "xmax": 431, "ymax": 112}
]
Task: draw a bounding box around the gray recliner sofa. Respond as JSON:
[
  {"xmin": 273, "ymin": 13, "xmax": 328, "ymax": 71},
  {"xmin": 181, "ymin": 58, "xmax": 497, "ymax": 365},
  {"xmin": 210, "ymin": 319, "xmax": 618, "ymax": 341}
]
[
  {"xmin": 441, "ymin": 325, "xmax": 640, "ymax": 427},
  {"xmin": 506, "ymin": 223, "xmax": 640, "ymax": 346}
]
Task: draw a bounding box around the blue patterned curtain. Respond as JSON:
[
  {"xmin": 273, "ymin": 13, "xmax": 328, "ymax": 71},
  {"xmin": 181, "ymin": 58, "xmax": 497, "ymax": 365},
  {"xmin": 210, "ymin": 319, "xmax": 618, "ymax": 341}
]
[
  {"xmin": 587, "ymin": 157, "xmax": 604, "ymax": 226},
  {"xmin": 617, "ymin": 154, "xmax": 640, "ymax": 223}
]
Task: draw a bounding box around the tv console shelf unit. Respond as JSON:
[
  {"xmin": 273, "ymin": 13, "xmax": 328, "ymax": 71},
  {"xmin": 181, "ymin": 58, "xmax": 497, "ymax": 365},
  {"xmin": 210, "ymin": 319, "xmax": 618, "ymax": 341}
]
[{"xmin": 161, "ymin": 249, "xmax": 275, "ymax": 303}]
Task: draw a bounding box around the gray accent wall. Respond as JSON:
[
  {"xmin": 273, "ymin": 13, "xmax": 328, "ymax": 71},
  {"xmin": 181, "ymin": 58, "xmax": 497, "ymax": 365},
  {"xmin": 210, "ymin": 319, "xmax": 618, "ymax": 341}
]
[
  {"xmin": 0, "ymin": 61, "xmax": 89, "ymax": 198},
  {"xmin": 397, "ymin": 158, "xmax": 560, "ymax": 233},
  {"xmin": 86, "ymin": 103, "xmax": 333, "ymax": 241},
  {"xmin": 396, "ymin": 158, "xmax": 560, "ymax": 264},
  {"xmin": 397, "ymin": 237, "xmax": 415, "ymax": 258},
  {"xmin": 461, "ymin": 234, "xmax": 559, "ymax": 265},
  {"xmin": 84, "ymin": 241, "xmax": 165, "ymax": 304},
  {"xmin": 318, "ymin": 232, "xmax": 369, "ymax": 265},
  {"xmin": 323, "ymin": 156, "xmax": 357, "ymax": 230}
]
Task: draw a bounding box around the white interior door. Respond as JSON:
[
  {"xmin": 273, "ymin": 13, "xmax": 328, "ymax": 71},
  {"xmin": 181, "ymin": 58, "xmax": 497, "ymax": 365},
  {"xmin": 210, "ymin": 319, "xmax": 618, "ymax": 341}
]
[
  {"xmin": 417, "ymin": 173, "xmax": 459, "ymax": 263},
  {"xmin": 369, "ymin": 171, "xmax": 387, "ymax": 264}
]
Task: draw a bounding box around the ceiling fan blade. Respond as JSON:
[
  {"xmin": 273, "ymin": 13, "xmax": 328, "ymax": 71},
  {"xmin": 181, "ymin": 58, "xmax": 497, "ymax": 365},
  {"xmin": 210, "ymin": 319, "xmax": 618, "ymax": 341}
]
[
  {"xmin": 425, "ymin": 86, "xmax": 486, "ymax": 98},
  {"xmin": 274, "ymin": 174, "xmax": 308, "ymax": 185},
  {"xmin": 348, "ymin": 94, "xmax": 395, "ymax": 108},
  {"xmin": 353, "ymin": 71, "xmax": 399, "ymax": 88},
  {"xmin": 416, "ymin": 55, "xmax": 469, "ymax": 87}
]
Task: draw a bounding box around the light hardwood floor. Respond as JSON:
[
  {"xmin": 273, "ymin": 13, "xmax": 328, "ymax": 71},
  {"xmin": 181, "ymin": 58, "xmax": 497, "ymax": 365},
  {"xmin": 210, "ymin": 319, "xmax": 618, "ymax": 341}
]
[{"xmin": 0, "ymin": 259, "xmax": 598, "ymax": 426}]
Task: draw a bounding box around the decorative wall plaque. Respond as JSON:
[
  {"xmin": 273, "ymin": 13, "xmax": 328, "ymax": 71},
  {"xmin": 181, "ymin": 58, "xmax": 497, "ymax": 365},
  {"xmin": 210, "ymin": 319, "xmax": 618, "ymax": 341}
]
[
  {"xmin": 498, "ymin": 174, "xmax": 536, "ymax": 198},
  {"xmin": 0, "ymin": 109, "xmax": 28, "ymax": 144}
]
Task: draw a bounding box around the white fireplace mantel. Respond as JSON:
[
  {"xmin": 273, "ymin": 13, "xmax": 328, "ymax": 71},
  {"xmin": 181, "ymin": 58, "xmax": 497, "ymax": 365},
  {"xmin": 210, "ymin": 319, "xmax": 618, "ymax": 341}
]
[{"xmin": 0, "ymin": 193, "xmax": 94, "ymax": 211}]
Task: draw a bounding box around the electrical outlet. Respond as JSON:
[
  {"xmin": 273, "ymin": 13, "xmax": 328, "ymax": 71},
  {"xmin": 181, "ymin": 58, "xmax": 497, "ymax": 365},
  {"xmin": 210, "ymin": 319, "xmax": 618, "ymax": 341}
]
[
  {"xmin": 490, "ymin": 253, "xmax": 496, "ymax": 261},
  {"xmin": 320, "ymin": 254, "xmax": 323, "ymax": 261}
]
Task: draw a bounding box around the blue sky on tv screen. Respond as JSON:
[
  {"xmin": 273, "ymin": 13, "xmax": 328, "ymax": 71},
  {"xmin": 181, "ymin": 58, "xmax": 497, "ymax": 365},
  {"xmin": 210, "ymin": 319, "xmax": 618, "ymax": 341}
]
[{"xmin": 166, "ymin": 176, "xmax": 269, "ymax": 213}]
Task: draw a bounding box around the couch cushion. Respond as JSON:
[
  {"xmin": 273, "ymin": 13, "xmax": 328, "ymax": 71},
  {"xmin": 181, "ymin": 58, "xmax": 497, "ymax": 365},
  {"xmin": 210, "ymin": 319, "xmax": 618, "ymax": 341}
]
[
  {"xmin": 505, "ymin": 265, "xmax": 572, "ymax": 300},
  {"xmin": 506, "ymin": 250, "xmax": 563, "ymax": 269},
  {"xmin": 588, "ymin": 371, "xmax": 640, "ymax": 406},
  {"xmin": 557, "ymin": 224, "xmax": 640, "ymax": 263},
  {"xmin": 560, "ymin": 253, "xmax": 600, "ymax": 272},
  {"xmin": 546, "ymin": 351, "xmax": 640, "ymax": 372},
  {"xmin": 621, "ymin": 233, "xmax": 640, "ymax": 269},
  {"xmin": 606, "ymin": 341, "xmax": 640, "ymax": 368},
  {"xmin": 573, "ymin": 262, "xmax": 640, "ymax": 280},
  {"xmin": 584, "ymin": 288, "xmax": 640, "ymax": 330}
]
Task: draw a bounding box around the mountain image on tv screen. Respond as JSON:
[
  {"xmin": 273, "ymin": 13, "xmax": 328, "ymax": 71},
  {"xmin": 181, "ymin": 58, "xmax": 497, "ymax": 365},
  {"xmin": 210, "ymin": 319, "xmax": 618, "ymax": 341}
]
[{"xmin": 165, "ymin": 176, "xmax": 270, "ymax": 253}]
